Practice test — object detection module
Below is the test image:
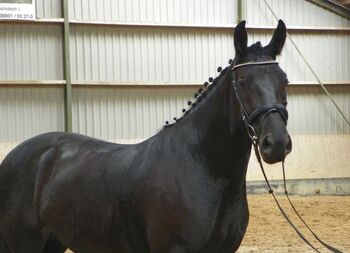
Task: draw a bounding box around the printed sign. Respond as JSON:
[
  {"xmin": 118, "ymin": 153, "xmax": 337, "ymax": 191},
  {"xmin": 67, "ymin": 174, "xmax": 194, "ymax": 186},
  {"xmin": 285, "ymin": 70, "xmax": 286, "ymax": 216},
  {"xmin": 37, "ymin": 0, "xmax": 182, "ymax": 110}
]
[{"xmin": 0, "ymin": 0, "xmax": 36, "ymax": 20}]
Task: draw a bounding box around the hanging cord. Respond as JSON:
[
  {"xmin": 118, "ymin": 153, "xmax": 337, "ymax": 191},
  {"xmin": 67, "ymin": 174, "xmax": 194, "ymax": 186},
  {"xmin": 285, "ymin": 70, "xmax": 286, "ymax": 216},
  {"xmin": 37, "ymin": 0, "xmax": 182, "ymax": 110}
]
[
  {"xmin": 262, "ymin": 0, "xmax": 350, "ymax": 127},
  {"xmin": 282, "ymin": 162, "xmax": 343, "ymax": 253},
  {"xmin": 252, "ymin": 143, "xmax": 321, "ymax": 253},
  {"xmin": 258, "ymin": 2, "xmax": 345, "ymax": 251},
  {"xmin": 252, "ymin": 142, "xmax": 344, "ymax": 252}
]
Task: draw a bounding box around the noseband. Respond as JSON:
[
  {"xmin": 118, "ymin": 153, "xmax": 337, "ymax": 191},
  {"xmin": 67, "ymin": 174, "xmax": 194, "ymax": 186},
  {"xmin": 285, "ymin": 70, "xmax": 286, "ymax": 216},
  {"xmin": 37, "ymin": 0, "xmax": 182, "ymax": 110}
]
[{"xmin": 231, "ymin": 61, "xmax": 288, "ymax": 140}]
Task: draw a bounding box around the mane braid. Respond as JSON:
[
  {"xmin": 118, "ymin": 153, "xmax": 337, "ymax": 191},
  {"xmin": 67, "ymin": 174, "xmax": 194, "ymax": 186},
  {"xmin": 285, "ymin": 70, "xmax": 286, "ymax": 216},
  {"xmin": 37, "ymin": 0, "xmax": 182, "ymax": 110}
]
[{"xmin": 163, "ymin": 64, "xmax": 230, "ymax": 128}]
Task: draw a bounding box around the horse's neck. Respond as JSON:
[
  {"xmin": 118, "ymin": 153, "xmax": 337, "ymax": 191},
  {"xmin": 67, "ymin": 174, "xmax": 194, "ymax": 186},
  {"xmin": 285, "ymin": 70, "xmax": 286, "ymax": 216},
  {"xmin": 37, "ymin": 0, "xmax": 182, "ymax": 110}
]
[{"xmin": 165, "ymin": 73, "xmax": 252, "ymax": 180}]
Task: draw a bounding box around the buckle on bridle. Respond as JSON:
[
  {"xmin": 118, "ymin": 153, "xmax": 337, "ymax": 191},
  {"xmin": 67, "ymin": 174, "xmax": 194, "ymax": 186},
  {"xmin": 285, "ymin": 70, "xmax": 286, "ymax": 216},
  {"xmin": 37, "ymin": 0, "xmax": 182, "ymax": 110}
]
[{"xmin": 247, "ymin": 125, "xmax": 258, "ymax": 143}]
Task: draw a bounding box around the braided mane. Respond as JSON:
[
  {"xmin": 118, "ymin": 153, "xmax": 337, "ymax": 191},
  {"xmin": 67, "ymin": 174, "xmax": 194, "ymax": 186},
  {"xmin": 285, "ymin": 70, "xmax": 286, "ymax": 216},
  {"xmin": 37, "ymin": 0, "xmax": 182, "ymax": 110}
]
[{"xmin": 164, "ymin": 60, "xmax": 232, "ymax": 128}]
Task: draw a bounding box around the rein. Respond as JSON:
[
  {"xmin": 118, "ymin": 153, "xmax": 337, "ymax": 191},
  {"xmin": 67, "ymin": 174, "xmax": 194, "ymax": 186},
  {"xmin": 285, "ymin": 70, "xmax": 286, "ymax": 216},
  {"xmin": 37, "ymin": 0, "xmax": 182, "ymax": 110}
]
[{"xmin": 232, "ymin": 61, "xmax": 343, "ymax": 253}]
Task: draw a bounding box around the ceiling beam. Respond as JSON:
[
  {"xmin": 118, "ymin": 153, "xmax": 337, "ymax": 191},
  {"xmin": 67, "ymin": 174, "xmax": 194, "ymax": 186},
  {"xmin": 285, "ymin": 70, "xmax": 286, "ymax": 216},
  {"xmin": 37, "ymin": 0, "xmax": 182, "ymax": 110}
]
[{"xmin": 306, "ymin": 0, "xmax": 350, "ymax": 19}]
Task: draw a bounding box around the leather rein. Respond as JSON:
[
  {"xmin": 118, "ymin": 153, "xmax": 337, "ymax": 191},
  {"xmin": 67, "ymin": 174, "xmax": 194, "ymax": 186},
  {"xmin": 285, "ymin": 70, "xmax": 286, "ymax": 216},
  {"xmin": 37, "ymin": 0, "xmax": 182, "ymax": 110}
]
[{"xmin": 231, "ymin": 60, "xmax": 343, "ymax": 253}]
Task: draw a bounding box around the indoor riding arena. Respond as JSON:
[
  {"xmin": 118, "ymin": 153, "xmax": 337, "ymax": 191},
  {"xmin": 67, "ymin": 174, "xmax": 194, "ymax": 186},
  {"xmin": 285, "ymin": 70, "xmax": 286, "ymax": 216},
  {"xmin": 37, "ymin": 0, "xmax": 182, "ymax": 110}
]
[{"xmin": 0, "ymin": 0, "xmax": 349, "ymax": 252}]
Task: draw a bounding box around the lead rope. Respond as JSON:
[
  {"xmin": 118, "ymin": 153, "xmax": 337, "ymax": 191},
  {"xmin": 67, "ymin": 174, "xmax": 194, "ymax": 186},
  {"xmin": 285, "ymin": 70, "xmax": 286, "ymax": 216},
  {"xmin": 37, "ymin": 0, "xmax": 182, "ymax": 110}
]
[
  {"xmin": 252, "ymin": 141, "xmax": 321, "ymax": 253},
  {"xmin": 252, "ymin": 140, "xmax": 343, "ymax": 253},
  {"xmin": 281, "ymin": 162, "xmax": 343, "ymax": 253}
]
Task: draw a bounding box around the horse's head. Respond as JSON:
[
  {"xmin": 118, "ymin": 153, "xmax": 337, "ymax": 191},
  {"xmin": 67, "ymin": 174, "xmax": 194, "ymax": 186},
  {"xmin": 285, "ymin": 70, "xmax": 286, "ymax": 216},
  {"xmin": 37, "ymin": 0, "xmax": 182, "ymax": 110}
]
[{"xmin": 232, "ymin": 20, "xmax": 291, "ymax": 164}]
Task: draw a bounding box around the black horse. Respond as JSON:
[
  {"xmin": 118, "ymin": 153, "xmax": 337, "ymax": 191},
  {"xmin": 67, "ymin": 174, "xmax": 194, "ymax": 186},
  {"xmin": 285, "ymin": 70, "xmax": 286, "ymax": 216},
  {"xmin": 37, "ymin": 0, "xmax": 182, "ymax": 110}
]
[{"xmin": 0, "ymin": 20, "xmax": 291, "ymax": 253}]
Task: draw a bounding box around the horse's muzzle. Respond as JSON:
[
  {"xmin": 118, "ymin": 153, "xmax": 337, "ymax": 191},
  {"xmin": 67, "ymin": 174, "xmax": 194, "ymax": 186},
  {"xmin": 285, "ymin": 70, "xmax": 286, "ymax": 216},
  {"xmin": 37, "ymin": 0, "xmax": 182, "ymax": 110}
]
[{"xmin": 259, "ymin": 133, "xmax": 292, "ymax": 164}]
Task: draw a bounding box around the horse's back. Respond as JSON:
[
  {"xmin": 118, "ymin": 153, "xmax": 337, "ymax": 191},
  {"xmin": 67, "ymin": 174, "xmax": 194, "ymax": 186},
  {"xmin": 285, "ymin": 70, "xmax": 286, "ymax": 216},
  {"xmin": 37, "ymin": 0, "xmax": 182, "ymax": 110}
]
[
  {"xmin": 0, "ymin": 131, "xmax": 119, "ymax": 196},
  {"xmin": 0, "ymin": 132, "xmax": 65, "ymax": 212},
  {"xmin": 33, "ymin": 133, "xmax": 148, "ymax": 252},
  {"xmin": 0, "ymin": 130, "xmax": 132, "ymax": 217},
  {"xmin": 0, "ymin": 132, "xmax": 143, "ymax": 252}
]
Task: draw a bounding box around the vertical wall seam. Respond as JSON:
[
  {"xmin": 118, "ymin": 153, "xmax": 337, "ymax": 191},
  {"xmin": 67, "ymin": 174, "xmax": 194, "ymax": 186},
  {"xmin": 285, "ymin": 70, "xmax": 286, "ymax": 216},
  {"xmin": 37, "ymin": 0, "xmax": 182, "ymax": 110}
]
[{"xmin": 62, "ymin": 0, "xmax": 73, "ymax": 132}]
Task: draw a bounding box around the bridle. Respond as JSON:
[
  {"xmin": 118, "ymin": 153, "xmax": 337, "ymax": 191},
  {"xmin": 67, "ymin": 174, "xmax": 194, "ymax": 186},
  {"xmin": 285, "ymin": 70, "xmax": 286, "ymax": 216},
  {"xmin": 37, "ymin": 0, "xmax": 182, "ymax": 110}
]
[
  {"xmin": 231, "ymin": 60, "xmax": 288, "ymax": 141},
  {"xmin": 231, "ymin": 60, "xmax": 343, "ymax": 253}
]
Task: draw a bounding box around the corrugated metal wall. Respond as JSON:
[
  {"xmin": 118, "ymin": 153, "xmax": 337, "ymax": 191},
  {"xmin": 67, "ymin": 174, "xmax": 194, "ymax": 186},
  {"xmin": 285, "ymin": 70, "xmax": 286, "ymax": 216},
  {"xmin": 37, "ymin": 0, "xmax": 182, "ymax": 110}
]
[
  {"xmin": 35, "ymin": 0, "xmax": 61, "ymax": 19},
  {"xmin": 288, "ymin": 86, "xmax": 350, "ymax": 134},
  {"xmin": 69, "ymin": 0, "xmax": 236, "ymax": 24},
  {"xmin": 1, "ymin": 89, "xmax": 348, "ymax": 180},
  {"xmin": 251, "ymin": 32, "xmax": 350, "ymax": 82},
  {"xmin": 0, "ymin": 23, "xmax": 63, "ymax": 80},
  {"xmin": 70, "ymin": 85, "xmax": 350, "ymax": 143},
  {"xmin": 0, "ymin": 87, "xmax": 64, "ymax": 141},
  {"xmin": 69, "ymin": 27, "xmax": 350, "ymax": 83},
  {"xmin": 246, "ymin": 0, "xmax": 350, "ymax": 26},
  {"xmin": 0, "ymin": 0, "xmax": 349, "ymax": 181},
  {"xmin": 70, "ymin": 26, "xmax": 234, "ymax": 83},
  {"xmin": 72, "ymin": 87, "xmax": 192, "ymax": 140}
]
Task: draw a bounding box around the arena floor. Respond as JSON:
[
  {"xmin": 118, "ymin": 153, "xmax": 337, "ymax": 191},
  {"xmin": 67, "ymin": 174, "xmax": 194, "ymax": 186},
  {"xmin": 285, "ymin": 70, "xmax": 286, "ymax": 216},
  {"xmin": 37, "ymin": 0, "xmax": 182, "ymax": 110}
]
[
  {"xmin": 65, "ymin": 194, "xmax": 350, "ymax": 253},
  {"xmin": 238, "ymin": 194, "xmax": 350, "ymax": 253}
]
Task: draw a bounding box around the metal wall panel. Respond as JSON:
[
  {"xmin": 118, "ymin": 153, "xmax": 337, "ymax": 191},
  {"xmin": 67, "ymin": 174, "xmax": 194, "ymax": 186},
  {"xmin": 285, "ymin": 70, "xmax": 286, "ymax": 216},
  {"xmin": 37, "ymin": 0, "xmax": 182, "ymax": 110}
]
[
  {"xmin": 71, "ymin": 85, "xmax": 349, "ymax": 143},
  {"xmin": 0, "ymin": 87, "xmax": 65, "ymax": 142},
  {"xmin": 72, "ymin": 87, "xmax": 195, "ymax": 140},
  {"xmin": 0, "ymin": 24, "xmax": 63, "ymax": 80},
  {"xmin": 246, "ymin": 0, "xmax": 350, "ymax": 27},
  {"xmin": 69, "ymin": 0, "xmax": 236, "ymax": 24},
  {"xmin": 70, "ymin": 26, "xmax": 350, "ymax": 83},
  {"xmin": 36, "ymin": 0, "xmax": 62, "ymax": 19},
  {"xmin": 70, "ymin": 26, "xmax": 235, "ymax": 83},
  {"xmin": 287, "ymin": 85, "xmax": 350, "ymax": 135},
  {"xmin": 249, "ymin": 31, "xmax": 350, "ymax": 82}
]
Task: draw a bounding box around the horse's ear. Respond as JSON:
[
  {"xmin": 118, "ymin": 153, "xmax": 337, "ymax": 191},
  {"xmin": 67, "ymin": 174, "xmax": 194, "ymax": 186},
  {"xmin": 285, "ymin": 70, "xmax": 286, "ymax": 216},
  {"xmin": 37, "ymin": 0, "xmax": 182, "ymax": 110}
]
[
  {"xmin": 234, "ymin": 21, "xmax": 247, "ymax": 55},
  {"xmin": 267, "ymin": 20, "xmax": 286, "ymax": 57}
]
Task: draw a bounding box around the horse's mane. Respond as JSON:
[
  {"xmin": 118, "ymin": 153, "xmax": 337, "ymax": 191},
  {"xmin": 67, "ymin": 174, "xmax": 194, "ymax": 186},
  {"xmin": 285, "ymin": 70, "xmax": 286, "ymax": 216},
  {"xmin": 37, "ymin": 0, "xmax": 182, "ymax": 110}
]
[{"xmin": 163, "ymin": 60, "xmax": 232, "ymax": 128}]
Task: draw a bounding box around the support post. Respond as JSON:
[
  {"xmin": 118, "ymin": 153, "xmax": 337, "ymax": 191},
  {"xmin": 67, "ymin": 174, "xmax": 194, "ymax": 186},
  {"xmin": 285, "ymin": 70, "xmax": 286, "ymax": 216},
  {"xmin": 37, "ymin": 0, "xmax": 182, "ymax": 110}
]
[{"xmin": 62, "ymin": 0, "xmax": 72, "ymax": 132}]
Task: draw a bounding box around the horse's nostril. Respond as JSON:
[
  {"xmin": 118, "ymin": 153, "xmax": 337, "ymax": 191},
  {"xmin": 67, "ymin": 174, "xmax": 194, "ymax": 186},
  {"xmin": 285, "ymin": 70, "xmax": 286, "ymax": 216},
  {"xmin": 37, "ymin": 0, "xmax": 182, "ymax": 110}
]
[
  {"xmin": 262, "ymin": 135, "xmax": 273, "ymax": 151},
  {"xmin": 259, "ymin": 134, "xmax": 291, "ymax": 164}
]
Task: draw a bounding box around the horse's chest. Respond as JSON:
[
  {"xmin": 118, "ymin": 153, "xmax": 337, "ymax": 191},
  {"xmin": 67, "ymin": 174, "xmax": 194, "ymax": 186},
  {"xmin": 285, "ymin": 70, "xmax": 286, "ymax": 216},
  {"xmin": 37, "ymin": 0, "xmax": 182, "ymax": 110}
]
[
  {"xmin": 197, "ymin": 198, "xmax": 249, "ymax": 253},
  {"xmin": 183, "ymin": 184, "xmax": 249, "ymax": 251},
  {"xmin": 144, "ymin": 191, "xmax": 249, "ymax": 253}
]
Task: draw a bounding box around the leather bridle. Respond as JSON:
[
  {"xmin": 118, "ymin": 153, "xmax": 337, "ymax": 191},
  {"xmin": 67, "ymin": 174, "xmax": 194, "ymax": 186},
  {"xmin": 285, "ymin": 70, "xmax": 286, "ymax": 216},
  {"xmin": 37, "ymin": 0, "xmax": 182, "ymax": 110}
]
[
  {"xmin": 231, "ymin": 60, "xmax": 343, "ymax": 253},
  {"xmin": 231, "ymin": 60, "xmax": 288, "ymax": 141}
]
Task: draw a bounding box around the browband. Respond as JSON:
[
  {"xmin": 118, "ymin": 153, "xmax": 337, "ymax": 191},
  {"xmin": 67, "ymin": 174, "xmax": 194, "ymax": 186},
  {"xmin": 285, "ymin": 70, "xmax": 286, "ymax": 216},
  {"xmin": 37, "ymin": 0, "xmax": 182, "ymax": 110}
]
[{"xmin": 232, "ymin": 61, "xmax": 279, "ymax": 70}]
